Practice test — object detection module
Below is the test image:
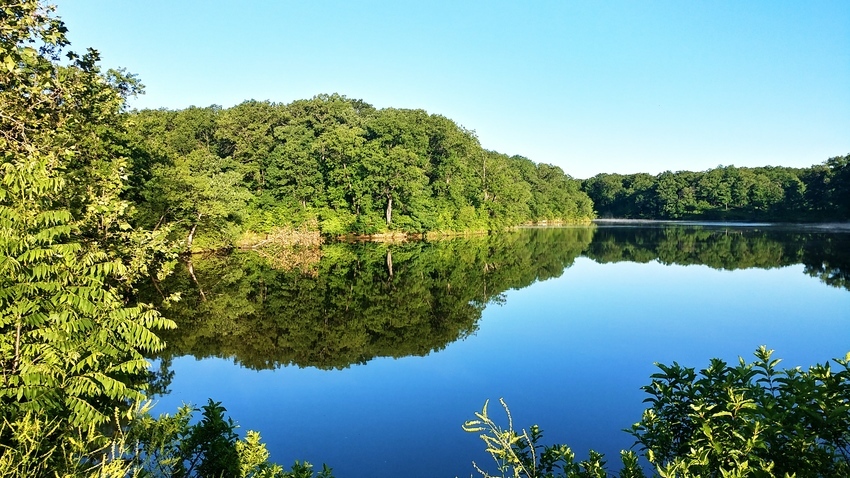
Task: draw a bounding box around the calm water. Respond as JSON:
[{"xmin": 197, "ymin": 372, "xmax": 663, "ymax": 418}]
[{"xmin": 146, "ymin": 224, "xmax": 850, "ymax": 478}]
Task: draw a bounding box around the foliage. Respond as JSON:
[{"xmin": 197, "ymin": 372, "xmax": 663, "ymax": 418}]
[
  {"xmin": 630, "ymin": 346, "xmax": 850, "ymax": 477},
  {"xmin": 127, "ymin": 98, "xmax": 595, "ymax": 248},
  {"xmin": 129, "ymin": 398, "xmax": 335, "ymax": 478},
  {"xmin": 463, "ymin": 399, "xmax": 645, "ymax": 478},
  {"xmin": 0, "ymin": 408, "xmax": 135, "ymax": 478},
  {"xmin": 582, "ymin": 157, "xmax": 850, "ymax": 222},
  {"xmin": 466, "ymin": 348, "xmax": 850, "ymax": 478},
  {"xmin": 1, "ymin": 1, "xmax": 174, "ymax": 474}
]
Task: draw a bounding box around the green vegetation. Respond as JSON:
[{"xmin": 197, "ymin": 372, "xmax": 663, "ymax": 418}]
[
  {"xmin": 0, "ymin": 2, "xmax": 315, "ymax": 476},
  {"xmin": 466, "ymin": 347, "xmax": 850, "ymax": 478},
  {"xmin": 3, "ymin": 1, "xmax": 849, "ymax": 476},
  {"xmin": 1, "ymin": 0, "xmax": 172, "ymax": 473},
  {"xmin": 126, "ymin": 100, "xmax": 594, "ymax": 251},
  {"xmin": 141, "ymin": 228, "xmax": 593, "ymax": 371},
  {"xmin": 582, "ymin": 160, "xmax": 850, "ymax": 221},
  {"xmin": 463, "ymin": 398, "xmax": 644, "ymax": 478},
  {"xmin": 129, "ymin": 399, "xmax": 334, "ymax": 478}
]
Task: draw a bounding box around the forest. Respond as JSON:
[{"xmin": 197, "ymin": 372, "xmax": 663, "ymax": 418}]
[
  {"xmin": 126, "ymin": 99, "xmax": 594, "ymax": 251},
  {"xmin": 124, "ymin": 98, "xmax": 850, "ymax": 253},
  {"xmin": 582, "ymin": 158, "xmax": 850, "ymax": 221}
]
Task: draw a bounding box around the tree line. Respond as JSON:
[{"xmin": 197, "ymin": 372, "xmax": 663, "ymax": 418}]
[
  {"xmin": 582, "ymin": 159, "xmax": 850, "ymax": 221},
  {"xmin": 125, "ymin": 99, "xmax": 594, "ymax": 251}
]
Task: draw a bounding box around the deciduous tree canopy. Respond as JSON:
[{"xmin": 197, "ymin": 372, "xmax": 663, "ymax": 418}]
[
  {"xmin": 582, "ymin": 158, "xmax": 850, "ymax": 221},
  {"xmin": 125, "ymin": 98, "xmax": 595, "ymax": 250}
]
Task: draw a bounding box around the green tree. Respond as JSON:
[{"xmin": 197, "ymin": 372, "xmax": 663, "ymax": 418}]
[
  {"xmin": 825, "ymin": 154, "xmax": 850, "ymax": 218},
  {"xmin": 216, "ymin": 100, "xmax": 285, "ymax": 195},
  {"xmin": 361, "ymin": 109, "xmax": 433, "ymax": 231},
  {"xmin": 143, "ymin": 148, "xmax": 251, "ymax": 251},
  {"xmin": 1, "ymin": 1, "xmax": 175, "ymax": 473}
]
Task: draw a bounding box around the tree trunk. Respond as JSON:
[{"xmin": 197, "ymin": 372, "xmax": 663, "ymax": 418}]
[
  {"xmin": 386, "ymin": 195, "xmax": 393, "ymax": 226},
  {"xmin": 186, "ymin": 259, "xmax": 207, "ymax": 302},
  {"xmin": 153, "ymin": 207, "xmax": 170, "ymax": 232},
  {"xmin": 386, "ymin": 249, "xmax": 393, "ymax": 279},
  {"xmin": 186, "ymin": 212, "xmax": 202, "ymax": 250},
  {"xmin": 482, "ymin": 156, "xmax": 488, "ymax": 202}
]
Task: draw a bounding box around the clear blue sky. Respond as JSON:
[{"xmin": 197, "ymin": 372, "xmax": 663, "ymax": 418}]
[{"xmin": 55, "ymin": 1, "xmax": 849, "ymax": 179}]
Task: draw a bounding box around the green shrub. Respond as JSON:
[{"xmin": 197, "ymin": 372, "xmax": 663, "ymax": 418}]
[
  {"xmin": 466, "ymin": 347, "xmax": 850, "ymax": 478},
  {"xmin": 129, "ymin": 399, "xmax": 334, "ymax": 478},
  {"xmin": 463, "ymin": 398, "xmax": 645, "ymax": 478},
  {"xmin": 631, "ymin": 346, "xmax": 850, "ymax": 477}
]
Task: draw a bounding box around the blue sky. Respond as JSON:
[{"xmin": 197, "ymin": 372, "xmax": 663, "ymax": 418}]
[{"xmin": 55, "ymin": 1, "xmax": 849, "ymax": 179}]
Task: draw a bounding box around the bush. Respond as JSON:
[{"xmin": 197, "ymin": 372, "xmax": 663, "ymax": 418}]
[
  {"xmin": 129, "ymin": 399, "xmax": 335, "ymax": 478},
  {"xmin": 631, "ymin": 346, "xmax": 850, "ymax": 477},
  {"xmin": 466, "ymin": 347, "xmax": 850, "ymax": 478}
]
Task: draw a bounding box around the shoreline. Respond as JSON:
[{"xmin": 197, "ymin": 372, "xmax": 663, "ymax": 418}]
[{"xmin": 592, "ymin": 218, "xmax": 850, "ymax": 231}]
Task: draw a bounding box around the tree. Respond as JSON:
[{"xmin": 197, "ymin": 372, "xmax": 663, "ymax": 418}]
[
  {"xmin": 144, "ymin": 149, "xmax": 251, "ymax": 250},
  {"xmin": 1, "ymin": 2, "xmax": 175, "ymax": 472},
  {"xmin": 583, "ymin": 174, "xmax": 625, "ymax": 217},
  {"xmin": 825, "ymin": 154, "xmax": 850, "ymax": 219},
  {"xmin": 216, "ymin": 100, "xmax": 284, "ymax": 195},
  {"xmin": 361, "ymin": 109, "xmax": 432, "ymax": 230}
]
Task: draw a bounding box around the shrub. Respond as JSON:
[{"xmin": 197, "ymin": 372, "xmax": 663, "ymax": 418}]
[{"xmin": 466, "ymin": 347, "xmax": 850, "ymax": 478}]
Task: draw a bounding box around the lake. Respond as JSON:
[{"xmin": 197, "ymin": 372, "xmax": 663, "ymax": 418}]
[{"xmin": 145, "ymin": 223, "xmax": 850, "ymax": 477}]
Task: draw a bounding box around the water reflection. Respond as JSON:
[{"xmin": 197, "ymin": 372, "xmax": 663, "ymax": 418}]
[
  {"xmin": 145, "ymin": 225, "xmax": 850, "ymax": 373},
  {"xmin": 142, "ymin": 224, "xmax": 850, "ymax": 478},
  {"xmin": 144, "ymin": 227, "xmax": 594, "ymax": 371},
  {"xmin": 587, "ymin": 224, "xmax": 850, "ymax": 291}
]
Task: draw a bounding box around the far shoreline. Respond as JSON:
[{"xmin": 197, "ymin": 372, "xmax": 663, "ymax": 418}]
[{"xmin": 592, "ymin": 218, "xmax": 850, "ymax": 231}]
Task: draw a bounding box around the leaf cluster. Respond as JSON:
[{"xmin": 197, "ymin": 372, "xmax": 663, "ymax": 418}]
[
  {"xmin": 129, "ymin": 398, "xmax": 334, "ymax": 478},
  {"xmin": 466, "ymin": 348, "xmax": 850, "ymax": 478},
  {"xmin": 630, "ymin": 346, "xmax": 850, "ymax": 477},
  {"xmin": 1, "ymin": 0, "xmax": 177, "ymax": 472}
]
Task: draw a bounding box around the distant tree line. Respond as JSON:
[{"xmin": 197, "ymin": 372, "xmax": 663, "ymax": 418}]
[
  {"xmin": 582, "ymin": 157, "xmax": 850, "ymax": 221},
  {"xmin": 124, "ymin": 98, "xmax": 594, "ymax": 250}
]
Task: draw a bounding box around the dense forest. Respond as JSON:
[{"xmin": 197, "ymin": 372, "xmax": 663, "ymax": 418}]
[
  {"xmin": 126, "ymin": 98, "xmax": 850, "ymax": 252},
  {"xmin": 125, "ymin": 99, "xmax": 594, "ymax": 251},
  {"xmin": 582, "ymin": 158, "xmax": 850, "ymax": 221}
]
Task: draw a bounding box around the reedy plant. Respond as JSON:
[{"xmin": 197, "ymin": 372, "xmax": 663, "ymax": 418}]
[{"xmin": 463, "ymin": 398, "xmax": 645, "ymax": 478}]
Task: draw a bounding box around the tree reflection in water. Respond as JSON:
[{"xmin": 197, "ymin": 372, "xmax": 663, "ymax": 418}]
[{"xmin": 142, "ymin": 225, "xmax": 848, "ymax": 379}]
